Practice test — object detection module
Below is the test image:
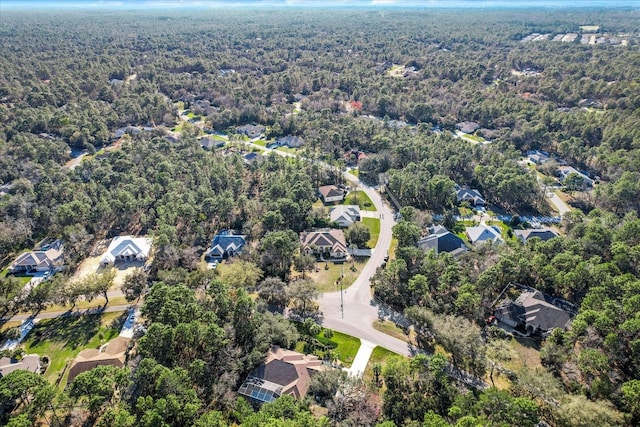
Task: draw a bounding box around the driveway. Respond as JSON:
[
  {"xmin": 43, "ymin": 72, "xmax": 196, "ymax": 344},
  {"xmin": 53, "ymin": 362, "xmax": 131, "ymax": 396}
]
[{"xmin": 547, "ymin": 191, "xmax": 572, "ymax": 215}]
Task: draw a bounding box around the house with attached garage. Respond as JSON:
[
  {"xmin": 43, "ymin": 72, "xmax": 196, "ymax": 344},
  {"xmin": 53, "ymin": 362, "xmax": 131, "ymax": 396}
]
[
  {"xmin": 514, "ymin": 228, "xmax": 559, "ymax": 243},
  {"xmin": 205, "ymin": 231, "xmax": 246, "ymax": 261},
  {"xmin": 277, "ymin": 135, "xmax": 304, "ymax": 148},
  {"xmin": 494, "ymin": 289, "xmax": 573, "ymax": 336},
  {"xmin": 465, "ymin": 224, "xmax": 503, "ymax": 245},
  {"xmin": 318, "ymin": 185, "xmax": 345, "ymax": 204},
  {"xmin": 300, "ymin": 229, "xmax": 348, "ymax": 260},
  {"xmin": 9, "ymin": 240, "xmax": 64, "ymax": 274},
  {"xmin": 456, "ymin": 186, "xmax": 485, "ymax": 207},
  {"xmin": 418, "ymin": 225, "xmax": 467, "ymax": 257},
  {"xmin": 237, "ymin": 124, "xmax": 266, "ymax": 138},
  {"xmin": 455, "ymin": 121, "xmax": 481, "ymax": 134},
  {"xmin": 101, "ymin": 236, "xmax": 151, "ymax": 266},
  {"xmin": 330, "ymin": 205, "xmax": 361, "ymax": 228}
]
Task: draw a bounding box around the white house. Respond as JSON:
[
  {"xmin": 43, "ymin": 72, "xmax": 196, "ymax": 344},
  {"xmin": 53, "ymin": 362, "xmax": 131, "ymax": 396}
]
[
  {"xmin": 465, "ymin": 224, "xmax": 503, "ymax": 245},
  {"xmin": 330, "ymin": 205, "xmax": 361, "ymax": 228},
  {"xmin": 558, "ymin": 166, "xmax": 594, "ymax": 188},
  {"xmin": 456, "ymin": 187, "xmax": 485, "ymax": 207},
  {"xmin": 101, "ymin": 236, "xmax": 152, "ymax": 266}
]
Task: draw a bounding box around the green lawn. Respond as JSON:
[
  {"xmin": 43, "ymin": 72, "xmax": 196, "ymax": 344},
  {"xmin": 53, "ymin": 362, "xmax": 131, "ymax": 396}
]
[
  {"xmin": 342, "ymin": 190, "xmax": 376, "ymax": 211},
  {"xmin": 463, "ymin": 133, "xmax": 485, "ymax": 143},
  {"xmin": 252, "ymin": 139, "xmax": 267, "ymax": 147},
  {"xmin": 23, "ymin": 311, "xmax": 126, "ymax": 385},
  {"xmin": 300, "ymin": 260, "xmax": 365, "ymax": 293},
  {"xmin": 362, "ymin": 217, "xmax": 380, "ymax": 248},
  {"xmin": 294, "ymin": 326, "xmax": 361, "ymax": 367},
  {"xmin": 276, "ymin": 146, "xmax": 298, "ymax": 154},
  {"xmin": 364, "ymin": 346, "xmax": 398, "ymax": 381},
  {"xmin": 348, "ymin": 168, "xmax": 359, "ymax": 177}
]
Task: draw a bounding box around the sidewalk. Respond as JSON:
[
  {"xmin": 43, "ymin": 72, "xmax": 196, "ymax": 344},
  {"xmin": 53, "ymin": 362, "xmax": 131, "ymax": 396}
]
[{"xmin": 346, "ymin": 339, "xmax": 376, "ymax": 377}]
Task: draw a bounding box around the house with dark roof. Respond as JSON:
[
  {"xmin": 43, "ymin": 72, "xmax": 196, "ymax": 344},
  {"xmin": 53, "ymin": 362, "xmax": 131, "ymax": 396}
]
[
  {"xmin": 418, "ymin": 225, "xmax": 467, "ymax": 256},
  {"xmin": 0, "ymin": 354, "xmax": 41, "ymax": 378},
  {"xmin": 456, "ymin": 121, "xmax": 481, "ymax": 134},
  {"xmin": 9, "ymin": 240, "xmax": 64, "ymax": 273},
  {"xmin": 527, "ymin": 150, "xmax": 550, "ymax": 165},
  {"xmin": 205, "ymin": 231, "xmax": 246, "ymax": 260},
  {"xmin": 67, "ymin": 337, "xmax": 130, "ymax": 383},
  {"xmin": 456, "ymin": 187, "xmax": 485, "ymax": 207},
  {"xmin": 101, "ymin": 236, "xmax": 151, "ymax": 267},
  {"xmin": 237, "ymin": 124, "xmax": 266, "ymax": 138},
  {"xmin": 495, "ymin": 290, "xmax": 572, "ymax": 336},
  {"xmin": 465, "ymin": 224, "xmax": 503, "ymax": 245},
  {"xmin": 238, "ymin": 347, "xmax": 326, "ymax": 405},
  {"xmin": 300, "ymin": 229, "xmax": 348, "ymax": 260},
  {"xmin": 318, "ymin": 185, "xmax": 345, "ymax": 204},
  {"xmin": 330, "ymin": 205, "xmax": 361, "ymax": 228},
  {"xmin": 243, "ymin": 152, "xmax": 264, "ymax": 165},
  {"xmin": 514, "ymin": 228, "xmax": 559, "ymax": 243}
]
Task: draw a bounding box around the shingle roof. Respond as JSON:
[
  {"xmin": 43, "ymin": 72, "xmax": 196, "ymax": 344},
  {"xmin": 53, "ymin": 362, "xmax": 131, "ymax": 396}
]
[
  {"xmin": 206, "ymin": 232, "xmax": 246, "ymax": 258},
  {"xmin": 300, "ymin": 229, "xmax": 347, "ymax": 254},
  {"xmin": 318, "ymin": 185, "xmax": 343, "ymax": 199},
  {"xmin": 496, "ymin": 290, "xmax": 571, "ymax": 333},
  {"xmin": 466, "ymin": 225, "xmax": 502, "ymax": 245},
  {"xmin": 514, "ymin": 228, "xmax": 558, "ymax": 243},
  {"xmin": 418, "ymin": 226, "xmax": 466, "ymax": 255}
]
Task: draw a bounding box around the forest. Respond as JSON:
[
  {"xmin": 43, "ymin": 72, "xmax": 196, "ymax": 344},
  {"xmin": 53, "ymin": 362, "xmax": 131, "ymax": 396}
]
[{"xmin": 1, "ymin": 5, "xmax": 639, "ymax": 427}]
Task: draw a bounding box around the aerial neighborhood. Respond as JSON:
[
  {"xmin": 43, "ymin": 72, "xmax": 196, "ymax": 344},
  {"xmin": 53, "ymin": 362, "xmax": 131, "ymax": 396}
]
[{"xmin": 1, "ymin": 4, "xmax": 639, "ymax": 427}]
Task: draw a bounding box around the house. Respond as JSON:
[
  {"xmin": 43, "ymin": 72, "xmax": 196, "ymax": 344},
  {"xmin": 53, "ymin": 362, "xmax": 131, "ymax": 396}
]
[
  {"xmin": 527, "ymin": 150, "xmax": 550, "ymax": 164},
  {"xmin": 237, "ymin": 124, "xmax": 266, "ymax": 138},
  {"xmin": 300, "ymin": 229, "xmax": 348, "ymax": 260},
  {"xmin": 465, "ymin": 224, "xmax": 503, "ymax": 245},
  {"xmin": 344, "ymin": 148, "xmax": 367, "ymax": 166},
  {"xmin": 0, "ymin": 354, "xmax": 41, "ymax": 378},
  {"xmin": 199, "ymin": 137, "xmax": 217, "ymax": 150},
  {"xmin": 418, "ymin": 225, "xmax": 467, "ymax": 256},
  {"xmin": 456, "ymin": 187, "xmax": 485, "ymax": 207},
  {"xmin": 495, "ymin": 290, "xmax": 572, "ymax": 336},
  {"xmin": 330, "ymin": 205, "xmax": 361, "ymax": 228},
  {"xmin": 205, "ymin": 231, "xmax": 246, "ymax": 260},
  {"xmin": 243, "ymin": 152, "xmax": 264, "ymax": 165},
  {"xmin": 456, "ymin": 121, "xmax": 481, "ymax": 134},
  {"xmin": 558, "ymin": 166, "xmax": 594, "ymax": 188},
  {"xmin": 67, "ymin": 337, "xmax": 130, "ymax": 384},
  {"xmin": 318, "ymin": 185, "xmax": 345, "ymax": 204},
  {"xmin": 277, "ymin": 135, "xmax": 304, "ymax": 148},
  {"xmin": 9, "ymin": 240, "xmax": 64, "ymax": 273},
  {"xmin": 514, "ymin": 228, "xmax": 559, "ymax": 243},
  {"xmin": 238, "ymin": 347, "xmax": 326, "ymax": 405},
  {"xmin": 100, "ymin": 236, "xmax": 151, "ymax": 266},
  {"xmin": 114, "ymin": 126, "xmax": 141, "ymax": 139}
]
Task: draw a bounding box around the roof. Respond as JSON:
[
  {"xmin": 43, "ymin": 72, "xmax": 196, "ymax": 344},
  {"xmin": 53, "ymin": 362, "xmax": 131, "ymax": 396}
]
[
  {"xmin": 237, "ymin": 124, "xmax": 265, "ymax": 135},
  {"xmin": 330, "ymin": 205, "xmax": 360, "ymax": 225},
  {"xmin": 514, "ymin": 228, "xmax": 558, "ymax": 243},
  {"xmin": 456, "ymin": 187, "xmax": 485, "ymax": 204},
  {"xmin": 300, "ymin": 229, "xmax": 348, "ymax": 254},
  {"xmin": 102, "ymin": 236, "xmax": 151, "ymax": 263},
  {"xmin": 0, "ymin": 354, "xmax": 41, "ymax": 377},
  {"xmin": 199, "ymin": 137, "xmax": 216, "ymax": 150},
  {"xmin": 10, "ymin": 241, "xmax": 64, "ymax": 270},
  {"xmin": 318, "ymin": 185, "xmax": 343, "ymax": 199},
  {"xmin": 238, "ymin": 348, "xmax": 324, "ymax": 403},
  {"xmin": 206, "ymin": 232, "xmax": 246, "ymax": 257},
  {"xmin": 466, "ymin": 225, "xmax": 503, "ymax": 245},
  {"xmin": 277, "ymin": 135, "xmax": 304, "ymax": 147},
  {"xmin": 496, "ymin": 290, "xmax": 571, "ymax": 333},
  {"xmin": 67, "ymin": 337, "xmax": 130, "ymax": 383},
  {"xmin": 558, "ymin": 166, "xmax": 594, "ymax": 185},
  {"xmin": 418, "ymin": 226, "xmax": 467, "ymax": 255},
  {"xmin": 456, "ymin": 121, "xmax": 481, "ymax": 134}
]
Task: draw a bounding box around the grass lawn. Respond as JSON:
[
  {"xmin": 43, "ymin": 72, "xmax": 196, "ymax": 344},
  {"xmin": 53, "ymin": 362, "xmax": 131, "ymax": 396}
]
[
  {"xmin": 372, "ymin": 320, "xmax": 414, "ymax": 344},
  {"xmin": 348, "ymin": 168, "xmax": 359, "ymax": 177},
  {"xmin": 342, "ymin": 191, "xmax": 376, "ymax": 211},
  {"xmin": 298, "ymin": 260, "xmax": 365, "ymax": 293},
  {"xmin": 23, "ymin": 311, "xmax": 126, "ymax": 386},
  {"xmin": 388, "ymin": 238, "xmax": 398, "ymax": 261},
  {"xmin": 252, "ymin": 139, "xmax": 267, "ymax": 147},
  {"xmin": 463, "ymin": 133, "xmax": 485, "ymax": 143},
  {"xmin": 293, "ymin": 325, "xmax": 360, "ymax": 367},
  {"xmin": 362, "ymin": 217, "xmax": 380, "ymax": 248},
  {"xmin": 276, "ymin": 146, "xmax": 298, "ymax": 154},
  {"xmin": 363, "ymin": 346, "xmax": 398, "ymax": 383}
]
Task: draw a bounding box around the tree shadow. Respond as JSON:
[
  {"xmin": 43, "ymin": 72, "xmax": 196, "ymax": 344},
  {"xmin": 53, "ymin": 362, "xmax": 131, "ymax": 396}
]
[{"xmin": 25, "ymin": 310, "xmax": 118, "ymax": 350}]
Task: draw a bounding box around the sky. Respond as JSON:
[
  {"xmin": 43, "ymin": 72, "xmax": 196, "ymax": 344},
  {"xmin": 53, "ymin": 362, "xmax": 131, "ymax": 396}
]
[{"xmin": 2, "ymin": 0, "xmax": 639, "ymax": 9}]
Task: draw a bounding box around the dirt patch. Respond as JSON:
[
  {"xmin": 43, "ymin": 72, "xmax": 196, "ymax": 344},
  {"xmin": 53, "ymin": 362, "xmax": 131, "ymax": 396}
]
[{"xmin": 71, "ymin": 239, "xmax": 145, "ymax": 290}]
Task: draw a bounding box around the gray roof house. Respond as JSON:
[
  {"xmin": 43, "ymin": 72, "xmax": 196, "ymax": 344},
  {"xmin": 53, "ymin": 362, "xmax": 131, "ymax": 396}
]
[
  {"xmin": 0, "ymin": 354, "xmax": 41, "ymax": 378},
  {"xmin": 465, "ymin": 224, "xmax": 503, "ymax": 245},
  {"xmin": 495, "ymin": 290, "xmax": 572, "ymax": 336},
  {"xmin": 277, "ymin": 135, "xmax": 304, "ymax": 148},
  {"xmin": 456, "ymin": 121, "xmax": 481, "ymax": 134},
  {"xmin": 558, "ymin": 166, "xmax": 594, "ymax": 188},
  {"xmin": 418, "ymin": 225, "xmax": 467, "ymax": 256},
  {"xmin": 9, "ymin": 240, "xmax": 64, "ymax": 273},
  {"xmin": 205, "ymin": 231, "xmax": 246, "ymax": 260},
  {"xmin": 237, "ymin": 124, "xmax": 266, "ymax": 138},
  {"xmin": 330, "ymin": 205, "xmax": 361, "ymax": 228},
  {"xmin": 514, "ymin": 228, "xmax": 559, "ymax": 243},
  {"xmin": 456, "ymin": 187, "xmax": 485, "ymax": 207},
  {"xmin": 527, "ymin": 150, "xmax": 550, "ymax": 164}
]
